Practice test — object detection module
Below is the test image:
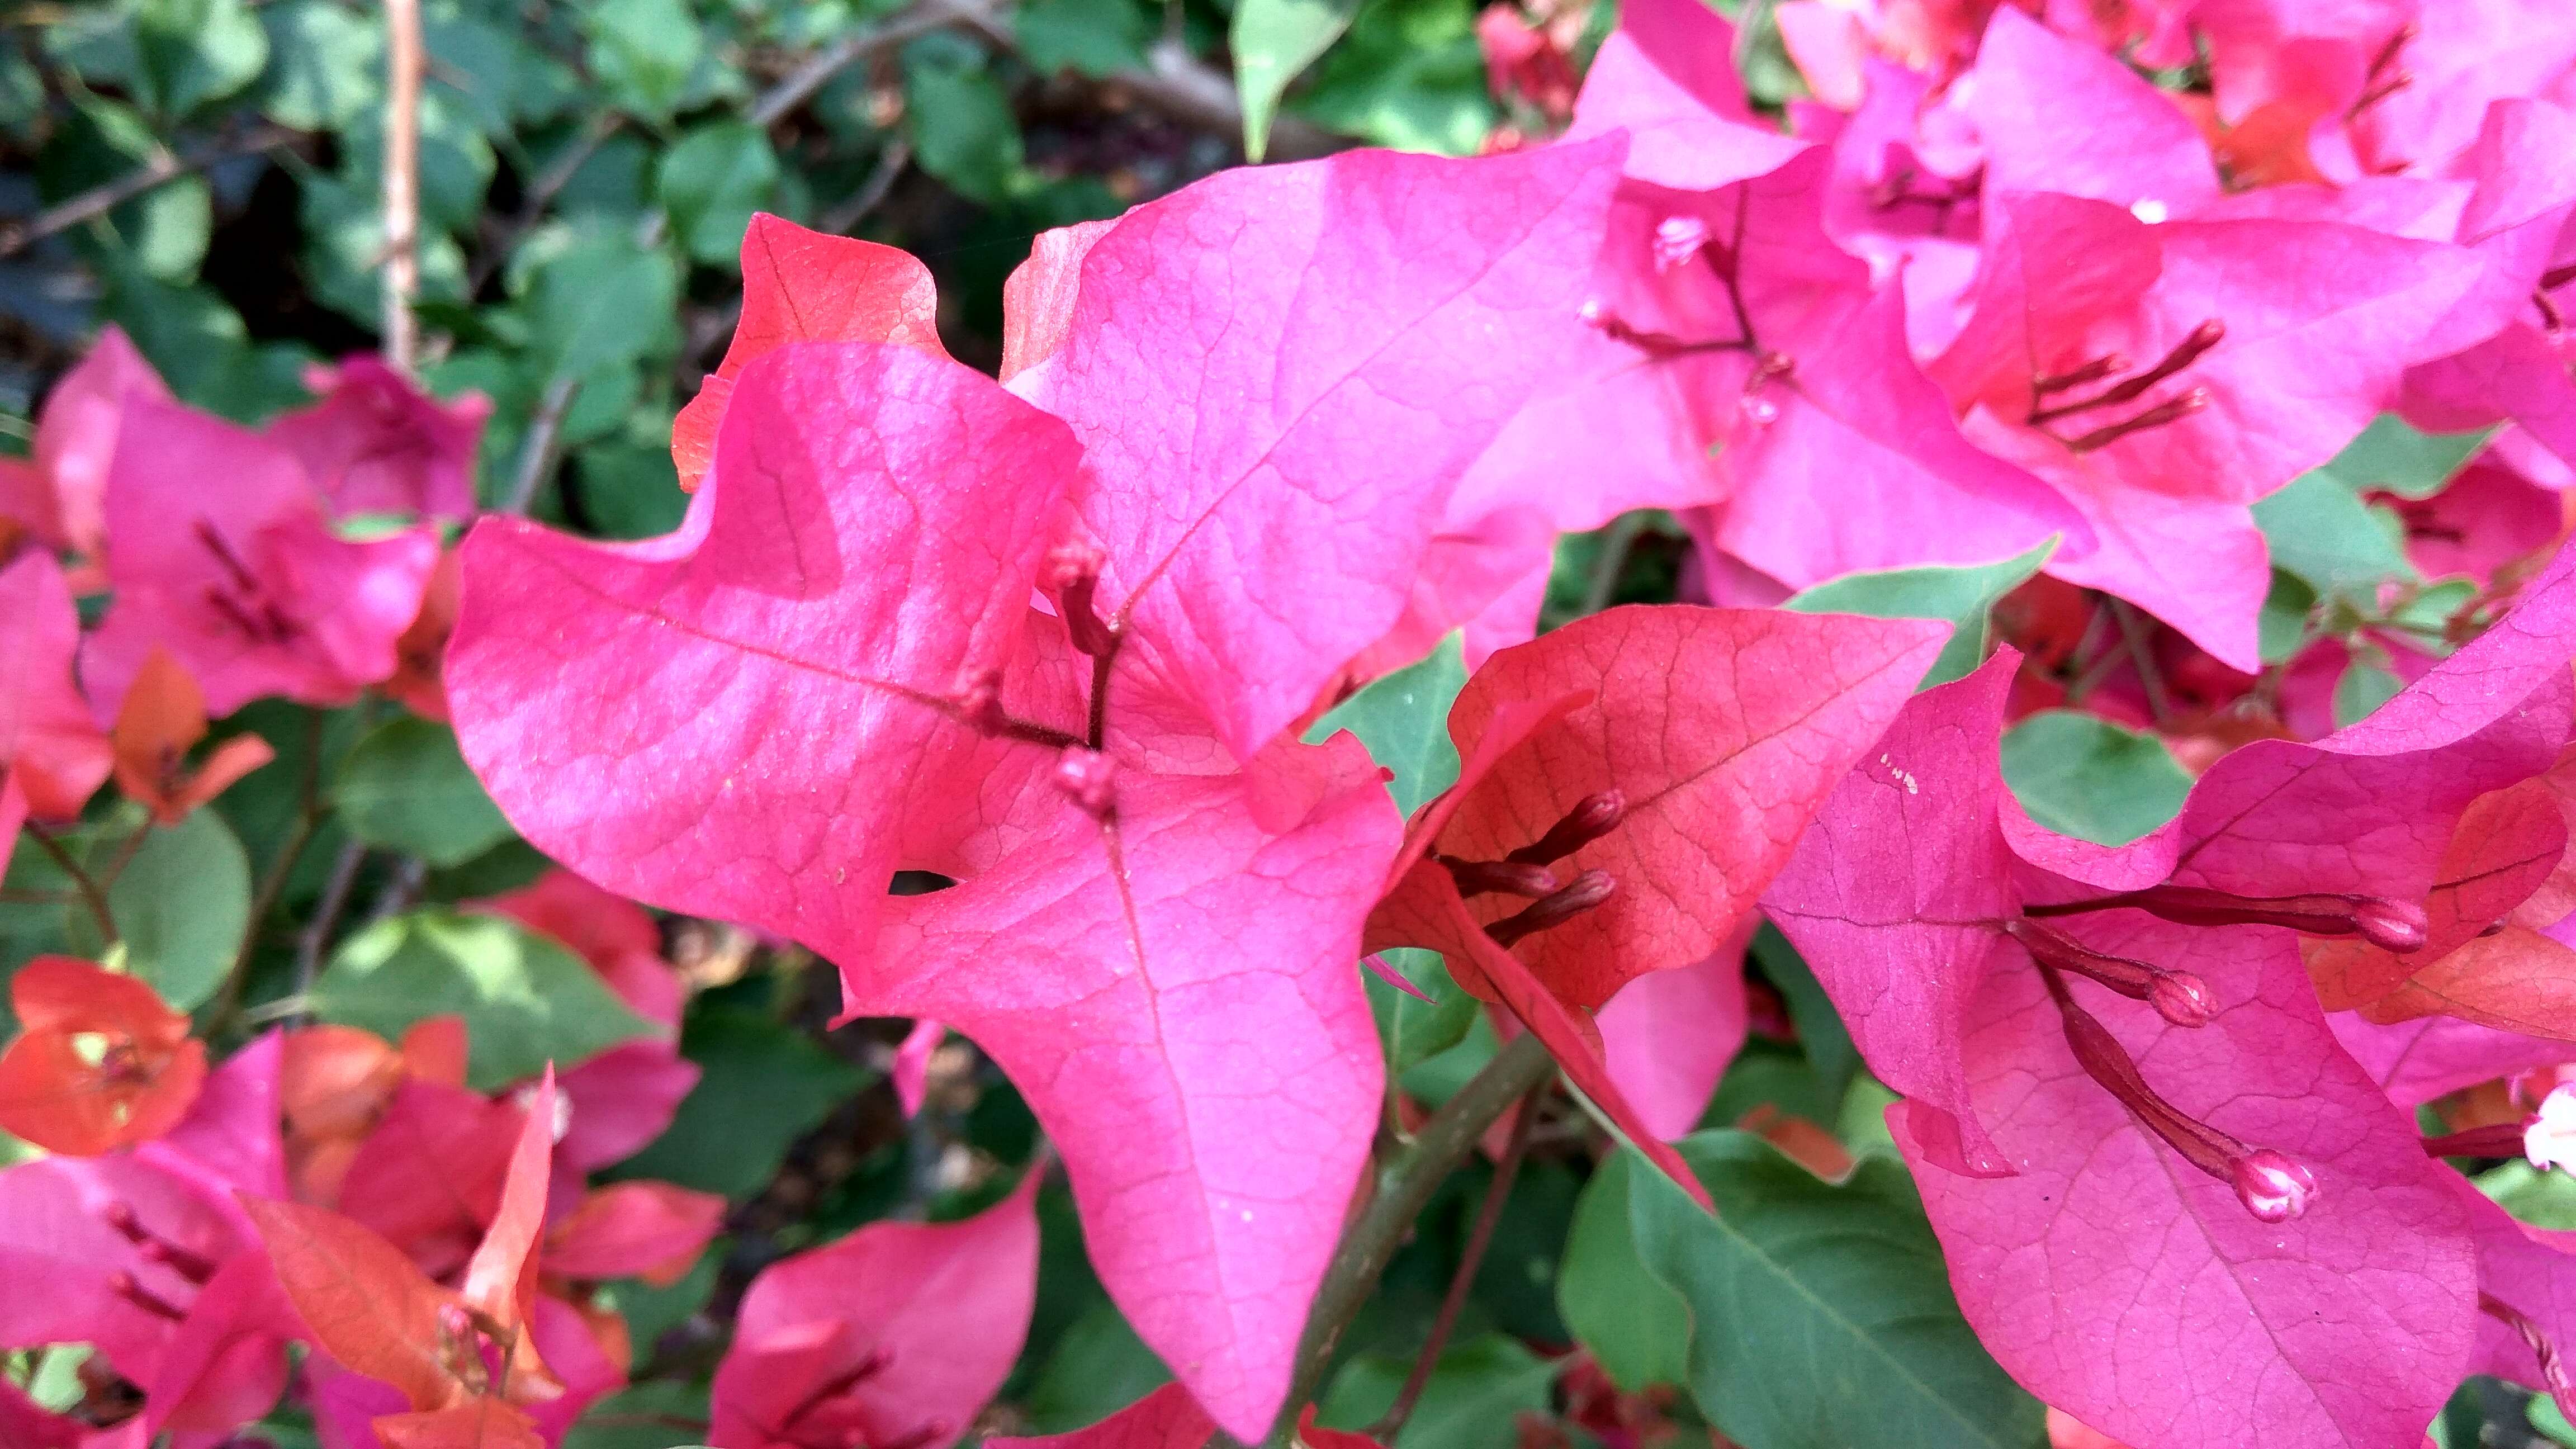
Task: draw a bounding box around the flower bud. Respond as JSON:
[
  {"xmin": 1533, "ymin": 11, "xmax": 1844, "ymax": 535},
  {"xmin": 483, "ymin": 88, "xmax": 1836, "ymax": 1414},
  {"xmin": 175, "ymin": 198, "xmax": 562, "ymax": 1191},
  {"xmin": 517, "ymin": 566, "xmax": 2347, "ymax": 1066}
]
[
  {"xmin": 2228, "ymin": 1149, "xmax": 2317, "ymax": 1223},
  {"xmin": 2146, "ymin": 970, "xmax": 2217, "ymax": 1029}
]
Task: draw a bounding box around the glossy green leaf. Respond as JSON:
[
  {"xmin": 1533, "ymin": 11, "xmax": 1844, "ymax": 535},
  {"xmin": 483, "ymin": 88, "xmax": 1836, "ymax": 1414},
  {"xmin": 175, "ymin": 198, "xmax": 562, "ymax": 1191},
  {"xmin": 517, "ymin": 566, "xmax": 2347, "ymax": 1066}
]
[
  {"xmin": 1015, "ymin": 0, "xmax": 1153, "ymax": 79},
  {"xmin": 334, "ymin": 717, "xmax": 517, "ymax": 868},
  {"xmin": 1306, "ymin": 633, "xmax": 1467, "ymax": 816},
  {"xmin": 2257, "ymin": 570, "xmax": 2317, "ymax": 666},
  {"xmin": 1365, "ymin": 946, "xmax": 1479, "ymax": 1076},
  {"xmin": 1558, "ymin": 1149, "xmax": 1693, "ymax": 1391},
  {"xmin": 657, "ymin": 122, "xmax": 780, "ymax": 264},
  {"xmin": 902, "ymin": 42, "xmax": 1025, "ymax": 205},
  {"xmin": 311, "ymin": 910, "xmax": 654, "ymax": 1090},
  {"xmin": 2333, "ymin": 657, "xmax": 2404, "ymax": 728},
  {"xmin": 1293, "ymin": 0, "xmax": 1494, "ymax": 155},
  {"xmin": 1999, "ymin": 709, "xmax": 2191, "ymax": 846},
  {"xmin": 63, "ymin": 811, "xmax": 251, "ymax": 1011},
  {"xmin": 1233, "ymin": 0, "xmax": 1363, "ymax": 161},
  {"xmin": 2312, "ymin": 414, "xmax": 2493, "ymax": 501},
  {"xmin": 584, "ymin": 0, "xmax": 709, "ymax": 120},
  {"xmin": 560, "ymin": 1383, "xmax": 711, "ymax": 1449},
  {"xmin": 257, "ymin": 0, "xmax": 382, "ymax": 130},
  {"xmin": 1628, "ymin": 1131, "xmax": 2043, "ymax": 1449},
  {"xmin": 612, "ymin": 1001, "xmax": 869, "ymax": 1196},
  {"xmin": 1317, "ymin": 1335, "xmax": 1560, "ymax": 1449},
  {"xmin": 1020, "ymin": 1299, "xmax": 1173, "ymax": 1434},
  {"xmin": 2252, "ymin": 471, "xmax": 2417, "ymax": 600},
  {"xmin": 1785, "ymin": 538, "xmax": 2058, "ymax": 688},
  {"xmin": 1750, "ymin": 922, "xmax": 1859, "ymax": 1102},
  {"xmin": 522, "ymin": 233, "xmax": 681, "ymax": 385}
]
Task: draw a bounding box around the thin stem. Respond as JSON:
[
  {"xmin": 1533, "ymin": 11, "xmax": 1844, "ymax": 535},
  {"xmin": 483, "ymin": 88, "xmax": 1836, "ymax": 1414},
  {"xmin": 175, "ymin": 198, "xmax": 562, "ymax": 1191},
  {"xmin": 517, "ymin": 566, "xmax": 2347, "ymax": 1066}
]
[
  {"xmin": 500, "ymin": 375, "xmax": 578, "ymax": 516},
  {"xmin": 1368, "ymin": 1078, "xmax": 1547, "ymax": 1442},
  {"xmin": 292, "ymin": 841, "xmax": 368, "ymax": 1017},
  {"xmin": 26, "ymin": 822, "xmax": 116, "ymax": 946},
  {"xmin": 1262, "ymin": 1032, "xmax": 1556, "ymax": 1447},
  {"xmin": 749, "ymin": 0, "xmax": 979, "ymax": 127},
  {"xmin": 2109, "ymin": 599, "xmax": 2172, "ymax": 728},
  {"xmin": 0, "ymin": 125, "xmax": 297, "ymax": 258},
  {"xmin": 381, "ymin": 0, "xmax": 425, "ymax": 373}
]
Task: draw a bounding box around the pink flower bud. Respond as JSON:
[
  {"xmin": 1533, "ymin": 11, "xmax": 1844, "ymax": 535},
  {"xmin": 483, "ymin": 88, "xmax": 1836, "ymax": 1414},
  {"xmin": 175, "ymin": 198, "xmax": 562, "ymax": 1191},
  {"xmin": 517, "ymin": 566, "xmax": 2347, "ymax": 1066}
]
[
  {"xmin": 2229, "ymin": 1149, "xmax": 2317, "ymax": 1223},
  {"xmin": 1054, "ymin": 747, "xmax": 1117, "ymax": 818},
  {"xmin": 2354, "ymin": 897, "xmax": 2429, "ymax": 953},
  {"xmin": 2147, "ymin": 970, "xmax": 2217, "ymax": 1028}
]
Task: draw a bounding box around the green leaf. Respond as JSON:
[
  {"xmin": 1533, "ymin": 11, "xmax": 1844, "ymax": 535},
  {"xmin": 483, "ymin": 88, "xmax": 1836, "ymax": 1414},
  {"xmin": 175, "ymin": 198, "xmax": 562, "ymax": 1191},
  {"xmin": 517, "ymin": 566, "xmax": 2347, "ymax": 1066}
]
[
  {"xmin": 560, "ymin": 1383, "xmax": 711, "ymax": 1449},
  {"xmin": 334, "ymin": 718, "xmax": 516, "ymax": 868},
  {"xmin": 63, "ymin": 812, "xmax": 251, "ymax": 1011},
  {"xmin": 1317, "ymin": 1336, "xmax": 1560, "ymax": 1449},
  {"xmin": 1233, "ymin": 0, "xmax": 1362, "ymax": 161},
  {"xmin": 597, "ymin": 1251, "xmax": 720, "ymax": 1370},
  {"xmin": 522, "ymin": 233, "xmax": 680, "ymax": 385},
  {"xmin": 54, "ymin": 0, "xmax": 272, "ymax": 119},
  {"xmin": 1558, "ymin": 1149, "xmax": 1694, "ymax": 1391},
  {"xmin": 657, "ymin": 121, "xmax": 781, "ymax": 264},
  {"xmin": 2478, "ymin": 1158, "xmax": 2576, "ymax": 1229},
  {"xmin": 1015, "ymin": 0, "xmax": 1152, "ymax": 78},
  {"xmin": 311, "ymin": 911, "xmax": 655, "ymax": 1090},
  {"xmin": 902, "ymin": 41, "xmax": 1026, "ymax": 205},
  {"xmin": 1749, "ymin": 922, "xmax": 1859, "ymax": 1103},
  {"xmin": 1627, "ymin": 1131, "xmax": 2043, "ymax": 1449},
  {"xmin": 42, "ymin": 102, "xmax": 212, "ymax": 282},
  {"xmin": 1292, "ymin": 0, "xmax": 1493, "ymax": 155},
  {"xmin": 1020, "ymin": 1299, "xmax": 1173, "ymax": 1434},
  {"xmin": 1999, "ymin": 709, "xmax": 2191, "ymax": 846},
  {"xmin": 257, "ymin": 0, "xmax": 382, "ymax": 130},
  {"xmin": 2312, "ymin": 414, "xmax": 2493, "ymax": 501},
  {"xmin": 1366, "ymin": 946, "xmax": 1478, "ymax": 1074},
  {"xmin": 2257, "ymin": 570, "xmax": 2317, "ymax": 666},
  {"xmin": 584, "ymin": 0, "xmax": 709, "ymax": 120},
  {"xmin": 1784, "ymin": 538, "xmax": 2058, "ymax": 688},
  {"xmin": 1305, "ymin": 633, "xmax": 1467, "ymax": 815},
  {"xmin": 2333, "ymin": 657, "xmax": 2404, "ymax": 728},
  {"xmin": 2252, "ymin": 470, "xmax": 2417, "ymax": 600},
  {"xmin": 612, "ymin": 1001, "xmax": 869, "ymax": 1196}
]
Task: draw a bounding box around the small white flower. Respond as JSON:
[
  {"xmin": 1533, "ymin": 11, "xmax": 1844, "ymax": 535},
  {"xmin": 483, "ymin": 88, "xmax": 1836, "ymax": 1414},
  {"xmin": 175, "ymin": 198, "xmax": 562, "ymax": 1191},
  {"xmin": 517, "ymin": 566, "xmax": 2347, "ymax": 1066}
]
[
  {"xmin": 1653, "ymin": 215, "xmax": 1710, "ymax": 272},
  {"xmin": 2526, "ymin": 1082, "xmax": 2576, "ymax": 1170},
  {"xmin": 2130, "ymin": 197, "xmax": 2171, "ymax": 225}
]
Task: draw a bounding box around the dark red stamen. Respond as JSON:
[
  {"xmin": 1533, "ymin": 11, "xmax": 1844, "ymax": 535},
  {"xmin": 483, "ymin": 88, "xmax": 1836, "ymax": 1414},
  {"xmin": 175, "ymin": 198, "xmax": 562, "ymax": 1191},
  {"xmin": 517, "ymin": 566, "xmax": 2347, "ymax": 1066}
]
[
  {"xmin": 1441, "ymin": 856, "xmax": 1561, "ymax": 900},
  {"xmin": 1053, "ymin": 747, "xmax": 1117, "ymax": 820},
  {"xmin": 1583, "ymin": 308, "xmax": 1753, "ymax": 360},
  {"xmin": 1487, "ymin": 870, "xmax": 1616, "ymax": 948},
  {"xmin": 2029, "ymin": 319, "xmax": 2225, "ymax": 424},
  {"xmin": 2029, "ymin": 884, "xmax": 2429, "ymax": 951},
  {"xmin": 2064, "ymin": 388, "xmax": 2208, "ymax": 452},
  {"xmin": 1507, "ymin": 790, "xmax": 1627, "ymax": 867},
  {"xmin": 108, "ymin": 1271, "xmax": 187, "ymax": 1322},
  {"xmin": 192, "ymin": 520, "xmax": 260, "ymax": 593},
  {"xmin": 2033, "ymin": 353, "xmax": 2130, "ymax": 396},
  {"xmin": 2422, "ymin": 1122, "xmax": 2531, "ymax": 1158},
  {"xmin": 2006, "ymin": 920, "xmax": 2216, "ymax": 1027},
  {"xmin": 1043, "ymin": 544, "xmax": 1121, "ymax": 660},
  {"xmin": 767, "ymin": 1347, "xmax": 896, "ymax": 1446},
  {"xmin": 102, "ymin": 1202, "xmax": 220, "ymax": 1284},
  {"xmin": 2484, "ymin": 1292, "xmax": 2576, "ymax": 1424},
  {"xmin": 2039, "ymin": 965, "xmax": 2316, "ymax": 1222},
  {"xmin": 2541, "ymin": 262, "xmax": 2576, "ymax": 293},
  {"xmin": 950, "ymin": 669, "xmax": 1082, "ymax": 751}
]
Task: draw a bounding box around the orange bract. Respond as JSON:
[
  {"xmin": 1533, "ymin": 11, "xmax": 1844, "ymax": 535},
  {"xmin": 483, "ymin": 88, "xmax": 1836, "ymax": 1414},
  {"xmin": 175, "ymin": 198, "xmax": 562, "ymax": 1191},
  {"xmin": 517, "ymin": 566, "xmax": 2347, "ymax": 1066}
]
[
  {"xmin": 0, "ymin": 955, "xmax": 206, "ymax": 1154},
  {"xmin": 110, "ymin": 648, "xmax": 274, "ymax": 825}
]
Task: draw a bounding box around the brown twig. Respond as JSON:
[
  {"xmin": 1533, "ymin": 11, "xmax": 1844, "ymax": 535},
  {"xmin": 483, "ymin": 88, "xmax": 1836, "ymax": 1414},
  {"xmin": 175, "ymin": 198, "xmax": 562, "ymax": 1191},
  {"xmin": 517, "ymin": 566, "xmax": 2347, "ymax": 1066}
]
[
  {"xmin": 2110, "ymin": 598, "xmax": 2174, "ymax": 728},
  {"xmin": 1260, "ymin": 1033, "xmax": 1556, "ymax": 1447},
  {"xmin": 749, "ymin": 0, "xmax": 982, "ymax": 127},
  {"xmin": 25, "ymin": 822, "xmax": 116, "ymax": 946},
  {"xmin": 468, "ymin": 112, "xmax": 625, "ymax": 293},
  {"xmin": 1368, "ymin": 1078, "xmax": 1549, "ymax": 1442},
  {"xmin": 0, "ymin": 125, "xmax": 297, "ymax": 258},
  {"xmin": 292, "ymin": 841, "xmax": 368, "ymax": 1012},
  {"xmin": 499, "ymin": 374, "xmax": 579, "ymax": 516},
  {"xmin": 381, "ymin": 0, "xmax": 427, "ymax": 372}
]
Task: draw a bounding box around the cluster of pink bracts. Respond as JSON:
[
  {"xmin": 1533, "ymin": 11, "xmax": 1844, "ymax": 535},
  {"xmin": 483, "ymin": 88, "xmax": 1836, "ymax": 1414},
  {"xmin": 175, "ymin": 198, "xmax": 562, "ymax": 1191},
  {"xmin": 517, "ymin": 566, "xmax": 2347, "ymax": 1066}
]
[{"xmin": 7, "ymin": 0, "xmax": 2576, "ymax": 1446}]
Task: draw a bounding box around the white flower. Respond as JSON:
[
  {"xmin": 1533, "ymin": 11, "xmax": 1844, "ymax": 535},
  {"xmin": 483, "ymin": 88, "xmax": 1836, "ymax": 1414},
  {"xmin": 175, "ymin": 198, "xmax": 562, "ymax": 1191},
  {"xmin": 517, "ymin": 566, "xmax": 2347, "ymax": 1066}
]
[{"xmin": 2526, "ymin": 1082, "xmax": 2576, "ymax": 1170}]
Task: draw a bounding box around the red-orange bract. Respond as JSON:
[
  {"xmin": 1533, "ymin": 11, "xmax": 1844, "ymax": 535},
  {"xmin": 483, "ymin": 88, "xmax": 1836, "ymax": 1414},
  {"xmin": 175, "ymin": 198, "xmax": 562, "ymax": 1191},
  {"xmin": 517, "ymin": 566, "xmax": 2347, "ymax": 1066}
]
[{"xmin": 0, "ymin": 956, "xmax": 206, "ymax": 1155}]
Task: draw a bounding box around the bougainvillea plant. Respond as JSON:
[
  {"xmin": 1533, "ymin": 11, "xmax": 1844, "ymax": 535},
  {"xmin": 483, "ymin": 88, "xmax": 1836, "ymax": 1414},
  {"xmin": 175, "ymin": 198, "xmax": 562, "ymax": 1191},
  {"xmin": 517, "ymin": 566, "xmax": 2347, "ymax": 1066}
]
[{"xmin": 10, "ymin": 0, "xmax": 2576, "ymax": 1446}]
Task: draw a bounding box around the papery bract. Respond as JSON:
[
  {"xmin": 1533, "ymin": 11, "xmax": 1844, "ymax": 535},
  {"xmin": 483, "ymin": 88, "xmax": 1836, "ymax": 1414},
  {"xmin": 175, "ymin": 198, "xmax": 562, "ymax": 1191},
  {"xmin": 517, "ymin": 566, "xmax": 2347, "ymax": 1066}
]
[
  {"xmin": 110, "ymin": 649, "xmax": 276, "ymax": 825},
  {"xmin": 0, "ymin": 324, "xmax": 169, "ymax": 557},
  {"xmin": 540, "ymin": 1182, "xmax": 723, "ymax": 1287},
  {"xmin": 268, "ymin": 357, "xmax": 492, "ymax": 520},
  {"xmin": 0, "ymin": 549, "xmax": 112, "ymax": 839},
  {"xmin": 710, "ymin": 1165, "xmax": 1039, "ymax": 1449},
  {"xmin": 0, "ymin": 957, "xmax": 207, "ymax": 1157},
  {"xmin": 87, "ymin": 396, "xmax": 440, "ymax": 716},
  {"xmin": 670, "ymin": 213, "xmax": 946, "ymax": 491},
  {"xmin": 1372, "ymin": 604, "xmax": 1945, "ymax": 1012},
  {"xmin": 1891, "ymin": 924, "xmax": 2480, "ymax": 1449},
  {"xmin": 453, "ymin": 139, "xmax": 1631, "ymax": 1437}
]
